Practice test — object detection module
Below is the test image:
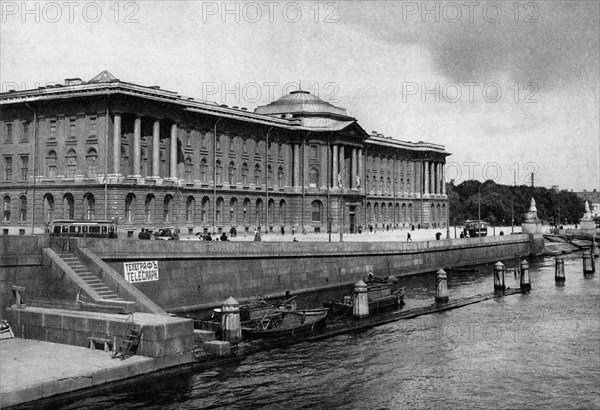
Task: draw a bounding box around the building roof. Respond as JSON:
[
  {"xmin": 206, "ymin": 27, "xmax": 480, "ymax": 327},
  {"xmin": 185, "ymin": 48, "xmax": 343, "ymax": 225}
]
[
  {"xmin": 254, "ymin": 90, "xmax": 352, "ymax": 119},
  {"xmin": 0, "ymin": 70, "xmax": 449, "ymax": 156}
]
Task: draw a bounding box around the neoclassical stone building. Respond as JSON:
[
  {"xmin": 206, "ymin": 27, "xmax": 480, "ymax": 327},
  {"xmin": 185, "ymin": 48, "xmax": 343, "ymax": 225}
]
[{"xmin": 0, "ymin": 71, "xmax": 449, "ymax": 237}]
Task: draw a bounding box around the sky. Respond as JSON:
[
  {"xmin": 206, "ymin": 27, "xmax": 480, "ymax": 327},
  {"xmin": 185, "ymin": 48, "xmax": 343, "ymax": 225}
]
[{"xmin": 1, "ymin": 0, "xmax": 599, "ymax": 191}]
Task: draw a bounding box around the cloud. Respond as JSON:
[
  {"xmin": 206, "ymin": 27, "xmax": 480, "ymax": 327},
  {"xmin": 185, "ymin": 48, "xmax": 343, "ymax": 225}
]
[{"xmin": 341, "ymin": 1, "xmax": 599, "ymax": 89}]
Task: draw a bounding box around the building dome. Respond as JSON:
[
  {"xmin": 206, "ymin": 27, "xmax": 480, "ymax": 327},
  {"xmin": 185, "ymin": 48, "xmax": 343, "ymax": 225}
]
[{"xmin": 255, "ymin": 90, "xmax": 352, "ymax": 119}]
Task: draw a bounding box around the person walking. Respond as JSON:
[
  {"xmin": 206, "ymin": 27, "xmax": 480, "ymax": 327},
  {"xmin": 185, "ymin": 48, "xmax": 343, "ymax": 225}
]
[{"xmin": 407, "ymin": 232, "xmax": 412, "ymax": 241}]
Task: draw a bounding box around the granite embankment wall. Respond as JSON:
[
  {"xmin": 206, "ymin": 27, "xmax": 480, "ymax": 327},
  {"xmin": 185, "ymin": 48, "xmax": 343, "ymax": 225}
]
[
  {"xmin": 84, "ymin": 233, "xmax": 543, "ymax": 313},
  {"xmin": 0, "ymin": 234, "xmax": 544, "ymax": 317}
]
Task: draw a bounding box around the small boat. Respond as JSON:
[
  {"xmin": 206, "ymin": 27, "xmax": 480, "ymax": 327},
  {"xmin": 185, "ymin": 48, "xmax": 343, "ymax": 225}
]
[
  {"xmin": 323, "ymin": 274, "xmax": 405, "ymax": 317},
  {"xmin": 445, "ymin": 266, "xmax": 479, "ymax": 273},
  {"xmin": 242, "ymin": 309, "xmax": 328, "ymax": 339}
]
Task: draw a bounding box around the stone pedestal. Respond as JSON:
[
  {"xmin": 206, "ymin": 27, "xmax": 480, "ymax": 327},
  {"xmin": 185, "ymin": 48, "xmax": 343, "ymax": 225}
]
[
  {"xmin": 522, "ymin": 198, "xmax": 542, "ymax": 234},
  {"xmin": 494, "ymin": 261, "xmax": 505, "ymax": 291},
  {"xmin": 520, "ymin": 259, "xmax": 531, "ymax": 290},
  {"xmin": 221, "ymin": 296, "xmax": 241, "ymax": 343}
]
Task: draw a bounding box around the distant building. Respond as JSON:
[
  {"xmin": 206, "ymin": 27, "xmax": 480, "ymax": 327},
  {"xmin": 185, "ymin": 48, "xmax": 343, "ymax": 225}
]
[
  {"xmin": 0, "ymin": 71, "xmax": 449, "ymax": 237},
  {"xmin": 576, "ymin": 189, "xmax": 600, "ymax": 218}
]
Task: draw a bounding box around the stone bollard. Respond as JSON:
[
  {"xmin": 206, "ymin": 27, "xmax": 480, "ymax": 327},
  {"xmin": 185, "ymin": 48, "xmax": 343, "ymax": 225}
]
[
  {"xmin": 435, "ymin": 269, "xmax": 449, "ymax": 303},
  {"xmin": 494, "ymin": 261, "xmax": 505, "ymax": 291},
  {"xmin": 353, "ymin": 280, "xmax": 369, "ymax": 318},
  {"xmin": 221, "ymin": 296, "xmax": 242, "ymax": 343},
  {"xmin": 583, "ymin": 252, "xmax": 595, "ymax": 275},
  {"xmin": 520, "ymin": 259, "xmax": 531, "ymax": 290},
  {"xmin": 555, "ymin": 257, "xmax": 565, "ymax": 282}
]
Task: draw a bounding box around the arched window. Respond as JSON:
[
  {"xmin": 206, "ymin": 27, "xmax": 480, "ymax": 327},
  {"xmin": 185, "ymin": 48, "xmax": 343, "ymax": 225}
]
[
  {"xmin": 254, "ymin": 164, "xmax": 262, "ymax": 186},
  {"xmin": 387, "ymin": 177, "xmax": 392, "ymax": 193},
  {"xmin": 47, "ymin": 150, "xmax": 57, "ymax": 179},
  {"xmin": 279, "ymin": 199, "xmax": 286, "ymax": 224},
  {"xmin": 216, "ymin": 160, "xmax": 222, "ymax": 185},
  {"xmin": 379, "ymin": 176, "xmax": 384, "ymax": 193},
  {"xmin": 255, "ymin": 199, "xmax": 263, "ymax": 225},
  {"xmin": 402, "ymin": 203, "xmax": 407, "ymax": 224},
  {"xmin": 184, "ymin": 156, "xmax": 193, "ymax": 183},
  {"xmin": 216, "ymin": 197, "xmax": 223, "ymax": 222},
  {"xmin": 163, "ymin": 195, "xmax": 173, "ymax": 222},
  {"xmin": 243, "ymin": 198, "xmax": 250, "ymax": 223},
  {"xmin": 230, "ymin": 197, "xmax": 237, "ymax": 222},
  {"xmin": 63, "ymin": 194, "xmax": 75, "ymax": 220},
  {"xmin": 408, "ymin": 203, "xmax": 413, "ymax": 223},
  {"xmin": 268, "ymin": 199, "xmax": 275, "ymax": 224},
  {"xmin": 201, "ymin": 197, "xmax": 210, "ymax": 223},
  {"xmin": 19, "ymin": 195, "xmax": 27, "ymax": 222},
  {"xmin": 125, "ymin": 193, "xmax": 136, "ymax": 223},
  {"xmin": 84, "ymin": 193, "xmax": 95, "ymax": 220},
  {"xmin": 277, "ymin": 166, "xmax": 284, "ymax": 187},
  {"xmin": 366, "ymin": 201, "xmax": 372, "ymax": 224},
  {"xmin": 145, "ymin": 194, "xmax": 154, "ymax": 223},
  {"xmin": 186, "ymin": 196, "xmax": 195, "ymax": 223},
  {"xmin": 43, "ymin": 194, "xmax": 54, "ymax": 223},
  {"xmin": 374, "ymin": 203, "xmax": 380, "ymax": 223},
  {"xmin": 200, "ymin": 158, "xmax": 208, "ymax": 183},
  {"xmin": 228, "ymin": 162, "xmax": 236, "ymax": 185},
  {"xmin": 241, "ymin": 163, "xmax": 249, "ymax": 186},
  {"xmin": 86, "ymin": 148, "xmax": 98, "ymax": 178},
  {"xmin": 267, "ymin": 165, "xmax": 273, "ymax": 187},
  {"xmin": 365, "ymin": 175, "xmax": 370, "ymax": 193},
  {"xmin": 311, "ymin": 200, "xmax": 322, "ymax": 223},
  {"xmin": 66, "ymin": 149, "xmax": 77, "ymax": 179},
  {"xmin": 309, "ymin": 167, "xmax": 319, "ymax": 187},
  {"xmin": 3, "ymin": 195, "xmax": 11, "ymax": 222}
]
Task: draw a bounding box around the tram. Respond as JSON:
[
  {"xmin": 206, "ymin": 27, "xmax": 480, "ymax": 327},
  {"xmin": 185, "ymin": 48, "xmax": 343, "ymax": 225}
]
[
  {"xmin": 463, "ymin": 220, "xmax": 488, "ymax": 237},
  {"xmin": 48, "ymin": 220, "xmax": 118, "ymax": 238}
]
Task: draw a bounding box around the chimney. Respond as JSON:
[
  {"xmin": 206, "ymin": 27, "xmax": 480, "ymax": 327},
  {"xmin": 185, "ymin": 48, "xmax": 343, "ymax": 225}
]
[{"xmin": 64, "ymin": 78, "xmax": 83, "ymax": 86}]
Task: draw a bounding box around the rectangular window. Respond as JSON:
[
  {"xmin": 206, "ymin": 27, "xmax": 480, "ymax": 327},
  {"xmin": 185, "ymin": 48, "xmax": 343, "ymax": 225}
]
[
  {"xmin": 69, "ymin": 118, "xmax": 77, "ymax": 138},
  {"xmin": 186, "ymin": 130, "xmax": 191, "ymax": 147},
  {"xmin": 4, "ymin": 157, "xmax": 12, "ymax": 181},
  {"xmin": 49, "ymin": 120, "xmax": 57, "ymax": 140},
  {"xmin": 5, "ymin": 123, "xmax": 13, "ymax": 143},
  {"xmin": 20, "ymin": 155, "xmax": 28, "ymax": 181},
  {"xmin": 89, "ymin": 117, "xmax": 97, "ymax": 135},
  {"xmin": 22, "ymin": 122, "xmax": 29, "ymax": 141}
]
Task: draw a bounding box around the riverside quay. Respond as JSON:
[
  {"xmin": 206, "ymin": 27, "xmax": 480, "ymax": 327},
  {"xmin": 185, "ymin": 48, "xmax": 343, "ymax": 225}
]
[{"xmin": 0, "ymin": 71, "xmax": 449, "ymax": 237}]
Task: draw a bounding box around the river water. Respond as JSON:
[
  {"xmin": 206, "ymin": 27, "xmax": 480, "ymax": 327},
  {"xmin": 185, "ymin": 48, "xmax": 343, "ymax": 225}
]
[{"xmin": 51, "ymin": 253, "xmax": 600, "ymax": 409}]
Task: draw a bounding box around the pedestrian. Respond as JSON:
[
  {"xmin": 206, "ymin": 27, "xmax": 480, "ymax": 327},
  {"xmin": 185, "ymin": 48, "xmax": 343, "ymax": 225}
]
[
  {"xmin": 138, "ymin": 228, "xmax": 145, "ymax": 240},
  {"xmin": 407, "ymin": 232, "xmax": 412, "ymax": 241},
  {"xmin": 220, "ymin": 232, "xmax": 228, "ymax": 241},
  {"xmin": 293, "ymin": 237, "xmax": 298, "ymax": 242},
  {"xmin": 292, "ymin": 226, "xmax": 296, "ymax": 235}
]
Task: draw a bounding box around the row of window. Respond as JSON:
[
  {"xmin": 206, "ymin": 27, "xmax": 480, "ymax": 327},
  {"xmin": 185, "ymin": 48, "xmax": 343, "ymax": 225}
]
[
  {"xmin": 2, "ymin": 149, "xmax": 99, "ymax": 182},
  {"xmin": 3, "ymin": 118, "xmax": 98, "ymax": 143},
  {"xmin": 365, "ymin": 202, "xmax": 446, "ymax": 223},
  {"xmin": 2, "ymin": 191, "xmax": 445, "ymax": 227}
]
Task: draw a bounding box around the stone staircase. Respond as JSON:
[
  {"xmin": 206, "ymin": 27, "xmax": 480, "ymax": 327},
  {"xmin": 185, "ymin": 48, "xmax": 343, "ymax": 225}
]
[{"xmin": 59, "ymin": 253, "xmax": 129, "ymax": 304}]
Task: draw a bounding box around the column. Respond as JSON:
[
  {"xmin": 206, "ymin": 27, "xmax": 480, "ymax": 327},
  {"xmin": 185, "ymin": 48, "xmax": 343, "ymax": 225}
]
[
  {"xmin": 152, "ymin": 120, "xmax": 160, "ymax": 178},
  {"xmin": 351, "ymin": 148, "xmax": 357, "ymax": 188},
  {"xmin": 113, "ymin": 113, "xmax": 121, "ymax": 175},
  {"xmin": 413, "ymin": 161, "xmax": 419, "ymax": 195},
  {"xmin": 332, "ymin": 145, "xmax": 338, "ymax": 187},
  {"xmin": 357, "ymin": 148, "xmax": 363, "ymax": 190},
  {"xmin": 293, "ymin": 143, "xmax": 300, "ymax": 187},
  {"xmin": 170, "ymin": 123, "xmax": 177, "ymax": 179},
  {"xmin": 403, "ymin": 161, "xmax": 408, "ymax": 195},
  {"xmin": 339, "ymin": 145, "xmax": 345, "ymax": 188},
  {"xmin": 132, "ymin": 116, "xmax": 141, "ymax": 177},
  {"xmin": 442, "ymin": 163, "xmax": 446, "ymax": 195},
  {"xmin": 424, "ymin": 160, "xmax": 429, "ymax": 195}
]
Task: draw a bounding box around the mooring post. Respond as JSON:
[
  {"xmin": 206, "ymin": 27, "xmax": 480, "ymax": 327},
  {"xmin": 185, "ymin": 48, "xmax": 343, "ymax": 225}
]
[
  {"xmin": 221, "ymin": 296, "xmax": 242, "ymax": 343},
  {"xmin": 435, "ymin": 269, "xmax": 449, "ymax": 303},
  {"xmin": 494, "ymin": 261, "xmax": 505, "ymax": 292},
  {"xmin": 583, "ymin": 252, "xmax": 595, "ymax": 275},
  {"xmin": 353, "ymin": 280, "xmax": 369, "ymax": 318},
  {"xmin": 555, "ymin": 257, "xmax": 565, "ymax": 282},
  {"xmin": 591, "ymin": 241, "xmax": 599, "ymax": 258},
  {"xmin": 520, "ymin": 259, "xmax": 531, "ymax": 290}
]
